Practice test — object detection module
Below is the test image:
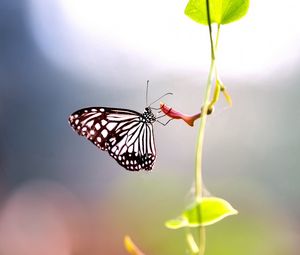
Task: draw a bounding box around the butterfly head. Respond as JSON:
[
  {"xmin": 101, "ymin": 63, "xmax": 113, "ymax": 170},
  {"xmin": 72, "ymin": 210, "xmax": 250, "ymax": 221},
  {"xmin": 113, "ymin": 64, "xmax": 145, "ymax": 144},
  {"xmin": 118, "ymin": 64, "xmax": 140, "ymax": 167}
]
[{"xmin": 143, "ymin": 107, "xmax": 156, "ymax": 123}]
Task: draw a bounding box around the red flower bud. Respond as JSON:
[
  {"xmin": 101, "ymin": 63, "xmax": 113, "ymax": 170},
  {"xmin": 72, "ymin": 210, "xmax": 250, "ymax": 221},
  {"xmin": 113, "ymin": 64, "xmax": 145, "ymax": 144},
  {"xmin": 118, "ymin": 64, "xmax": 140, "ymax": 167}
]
[{"xmin": 160, "ymin": 102, "xmax": 201, "ymax": 127}]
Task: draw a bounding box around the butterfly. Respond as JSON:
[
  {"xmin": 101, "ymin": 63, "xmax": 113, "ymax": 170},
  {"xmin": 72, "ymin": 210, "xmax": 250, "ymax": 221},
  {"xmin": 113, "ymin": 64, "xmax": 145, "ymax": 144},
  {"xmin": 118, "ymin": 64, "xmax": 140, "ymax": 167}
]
[{"xmin": 68, "ymin": 84, "xmax": 172, "ymax": 171}]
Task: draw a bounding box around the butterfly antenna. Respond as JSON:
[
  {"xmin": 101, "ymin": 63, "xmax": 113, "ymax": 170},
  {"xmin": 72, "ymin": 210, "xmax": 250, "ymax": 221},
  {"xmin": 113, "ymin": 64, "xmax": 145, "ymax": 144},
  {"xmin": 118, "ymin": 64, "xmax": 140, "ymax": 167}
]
[
  {"xmin": 146, "ymin": 80, "xmax": 150, "ymax": 108},
  {"xmin": 149, "ymin": 92, "xmax": 173, "ymax": 107}
]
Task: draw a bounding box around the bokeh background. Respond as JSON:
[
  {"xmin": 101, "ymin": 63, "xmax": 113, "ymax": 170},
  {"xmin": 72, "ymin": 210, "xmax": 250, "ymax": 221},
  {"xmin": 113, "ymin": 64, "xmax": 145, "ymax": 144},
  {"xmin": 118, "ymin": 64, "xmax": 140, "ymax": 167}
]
[{"xmin": 0, "ymin": 0, "xmax": 299, "ymax": 254}]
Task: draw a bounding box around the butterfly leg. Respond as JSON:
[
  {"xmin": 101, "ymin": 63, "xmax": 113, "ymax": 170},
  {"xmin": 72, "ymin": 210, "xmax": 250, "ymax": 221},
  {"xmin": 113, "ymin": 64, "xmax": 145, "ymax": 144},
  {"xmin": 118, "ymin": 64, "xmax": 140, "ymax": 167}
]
[
  {"xmin": 156, "ymin": 114, "xmax": 167, "ymax": 119},
  {"xmin": 157, "ymin": 119, "xmax": 173, "ymax": 126},
  {"xmin": 150, "ymin": 107, "xmax": 160, "ymax": 110}
]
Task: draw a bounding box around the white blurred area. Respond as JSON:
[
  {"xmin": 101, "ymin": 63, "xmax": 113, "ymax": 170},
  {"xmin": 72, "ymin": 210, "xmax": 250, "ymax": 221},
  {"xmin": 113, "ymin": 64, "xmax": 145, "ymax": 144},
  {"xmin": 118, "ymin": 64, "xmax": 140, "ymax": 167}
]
[{"xmin": 27, "ymin": 0, "xmax": 300, "ymax": 84}]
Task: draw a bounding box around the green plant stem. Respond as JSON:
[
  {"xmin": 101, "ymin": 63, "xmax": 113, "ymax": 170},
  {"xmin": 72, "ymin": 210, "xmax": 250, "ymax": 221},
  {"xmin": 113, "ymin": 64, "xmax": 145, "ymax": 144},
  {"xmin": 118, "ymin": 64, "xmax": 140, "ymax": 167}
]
[
  {"xmin": 195, "ymin": 58, "xmax": 215, "ymax": 201},
  {"xmin": 214, "ymin": 24, "xmax": 221, "ymax": 81},
  {"xmin": 215, "ymin": 24, "xmax": 221, "ymax": 55},
  {"xmin": 194, "ymin": 1, "xmax": 217, "ymax": 255},
  {"xmin": 186, "ymin": 230, "xmax": 200, "ymax": 254},
  {"xmin": 206, "ymin": 0, "xmax": 215, "ymax": 61},
  {"xmin": 194, "ymin": 56, "xmax": 215, "ymax": 255},
  {"xmin": 198, "ymin": 226, "xmax": 206, "ymax": 255}
]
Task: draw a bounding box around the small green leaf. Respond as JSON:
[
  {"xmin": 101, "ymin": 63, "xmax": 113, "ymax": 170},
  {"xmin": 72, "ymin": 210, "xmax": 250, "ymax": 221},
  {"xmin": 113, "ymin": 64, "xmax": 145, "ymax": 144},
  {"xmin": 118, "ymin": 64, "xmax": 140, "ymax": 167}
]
[
  {"xmin": 165, "ymin": 197, "xmax": 238, "ymax": 229},
  {"xmin": 184, "ymin": 197, "xmax": 238, "ymax": 226},
  {"xmin": 185, "ymin": 0, "xmax": 250, "ymax": 25},
  {"xmin": 218, "ymin": 79, "xmax": 233, "ymax": 106},
  {"xmin": 165, "ymin": 217, "xmax": 188, "ymax": 229}
]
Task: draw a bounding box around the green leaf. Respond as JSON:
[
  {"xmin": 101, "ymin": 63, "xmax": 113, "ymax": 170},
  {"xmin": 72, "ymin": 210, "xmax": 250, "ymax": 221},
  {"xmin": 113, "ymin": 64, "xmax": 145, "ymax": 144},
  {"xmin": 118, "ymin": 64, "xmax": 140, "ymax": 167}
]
[
  {"xmin": 165, "ymin": 197, "xmax": 238, "ymax": 229},
  {"xmin": 185, "ymin": 0, "xmax": 250, "ymax": 25},
  {"xmin": 165, "ymin": 217, "xmax": 188, "ymax": 229}
]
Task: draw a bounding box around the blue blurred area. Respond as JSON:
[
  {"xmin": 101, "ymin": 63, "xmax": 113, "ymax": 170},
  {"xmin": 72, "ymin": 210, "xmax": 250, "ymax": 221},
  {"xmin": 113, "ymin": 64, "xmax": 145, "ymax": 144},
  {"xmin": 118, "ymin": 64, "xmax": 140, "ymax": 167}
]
[{"xmin": 0, "ymin": 1, "xmax": 299, "ymax": 255}]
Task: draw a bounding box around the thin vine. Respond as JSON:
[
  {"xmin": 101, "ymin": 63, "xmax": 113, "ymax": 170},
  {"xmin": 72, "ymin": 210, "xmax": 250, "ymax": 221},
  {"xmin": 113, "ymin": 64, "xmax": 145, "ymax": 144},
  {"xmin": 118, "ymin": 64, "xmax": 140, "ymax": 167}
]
[{"xmin": 194, "ymin": 0, "xmax": 216, "ymax": 253}]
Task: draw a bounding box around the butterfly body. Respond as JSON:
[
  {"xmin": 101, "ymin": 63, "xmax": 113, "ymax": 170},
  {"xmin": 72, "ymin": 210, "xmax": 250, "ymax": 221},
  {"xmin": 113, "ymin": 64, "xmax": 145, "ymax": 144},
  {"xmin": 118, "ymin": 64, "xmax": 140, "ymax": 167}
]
[{"xmin": 68, "ymin": 106, "xmax": 157, "ymax": 171}]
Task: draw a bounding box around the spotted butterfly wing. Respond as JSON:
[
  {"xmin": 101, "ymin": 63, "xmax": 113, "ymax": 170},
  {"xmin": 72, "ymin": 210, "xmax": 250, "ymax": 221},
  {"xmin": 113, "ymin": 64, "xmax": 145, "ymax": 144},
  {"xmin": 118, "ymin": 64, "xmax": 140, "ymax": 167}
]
[{"xmin": 68, "ymin": 107, "xmax": 156, "ymax": 171}]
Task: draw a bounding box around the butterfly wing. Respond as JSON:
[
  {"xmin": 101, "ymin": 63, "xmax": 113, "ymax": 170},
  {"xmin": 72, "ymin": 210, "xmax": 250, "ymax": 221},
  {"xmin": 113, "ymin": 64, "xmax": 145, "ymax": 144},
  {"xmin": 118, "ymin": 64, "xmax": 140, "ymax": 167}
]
[{"xmin": 68, "ymin": 107, "xmax": 156, "ymax": 171}]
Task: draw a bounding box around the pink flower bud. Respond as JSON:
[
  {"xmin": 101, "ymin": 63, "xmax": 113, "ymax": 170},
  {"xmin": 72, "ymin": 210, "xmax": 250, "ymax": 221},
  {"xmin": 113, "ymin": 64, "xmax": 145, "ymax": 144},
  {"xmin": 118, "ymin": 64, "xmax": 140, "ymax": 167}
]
[{"xmin": 160, "ymin": 102, "xmax": 201, "ymax": 127}]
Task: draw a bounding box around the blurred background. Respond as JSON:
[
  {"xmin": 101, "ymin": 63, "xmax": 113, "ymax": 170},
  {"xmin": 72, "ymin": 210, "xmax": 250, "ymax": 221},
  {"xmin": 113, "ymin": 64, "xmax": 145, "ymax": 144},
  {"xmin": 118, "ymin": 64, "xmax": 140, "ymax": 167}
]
[{"xmin": 0, "ymin": 0, "xmax": 299, "ymax": 254}]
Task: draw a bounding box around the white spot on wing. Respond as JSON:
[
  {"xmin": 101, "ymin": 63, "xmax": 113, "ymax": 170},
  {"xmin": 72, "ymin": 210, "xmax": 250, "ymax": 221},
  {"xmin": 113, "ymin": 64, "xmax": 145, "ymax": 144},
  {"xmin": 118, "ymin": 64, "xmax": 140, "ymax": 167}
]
[
  {"xmin": 109, "ymin": 138, "xmax": 116, "ymax": 146},
  {"xmin": 120, "ymin": 145, "xmax": 127, "ymax": 155},
  {"xmin": 86, "ymin": 120, "xmax": 94, "ymax": 128},
  {"xmin": 101, "ymin": 129, "xmax": 108, "ymax": 138},
  {"xmin": 106, "ymin": 122, "xmax": 116, "ymax": 131}
]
